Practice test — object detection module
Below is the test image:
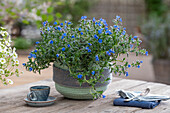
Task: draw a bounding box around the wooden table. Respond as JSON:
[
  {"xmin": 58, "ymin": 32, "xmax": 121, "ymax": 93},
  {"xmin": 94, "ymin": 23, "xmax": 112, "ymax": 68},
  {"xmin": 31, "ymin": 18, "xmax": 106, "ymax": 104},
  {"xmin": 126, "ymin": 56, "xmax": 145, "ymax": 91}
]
[{"xmin": 0, "ymin": 77, "xmax": 170, "ymax": 113}]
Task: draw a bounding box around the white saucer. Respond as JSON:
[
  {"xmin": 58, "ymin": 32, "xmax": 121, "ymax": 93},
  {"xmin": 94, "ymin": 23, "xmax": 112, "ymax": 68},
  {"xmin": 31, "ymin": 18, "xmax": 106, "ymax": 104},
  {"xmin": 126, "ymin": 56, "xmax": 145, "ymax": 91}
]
[{"xmin": 24, "ymin": 96, "xmax": 57, "ymax": 107}]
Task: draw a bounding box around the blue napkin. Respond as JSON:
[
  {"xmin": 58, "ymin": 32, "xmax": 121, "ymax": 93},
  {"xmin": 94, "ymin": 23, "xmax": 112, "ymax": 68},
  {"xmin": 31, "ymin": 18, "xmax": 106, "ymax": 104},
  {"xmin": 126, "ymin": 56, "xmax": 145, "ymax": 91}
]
[{"xmin": 113, "ymin": 98, "xmax": 161, "ymax": 109}]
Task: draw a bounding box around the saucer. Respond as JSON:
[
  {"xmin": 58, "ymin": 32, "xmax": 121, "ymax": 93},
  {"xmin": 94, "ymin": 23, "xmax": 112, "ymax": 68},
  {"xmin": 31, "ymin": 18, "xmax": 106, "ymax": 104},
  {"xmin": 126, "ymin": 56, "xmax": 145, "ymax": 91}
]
[{"xmin": 24, "ymin": 96, "xmax": 57, "ymax": 107}]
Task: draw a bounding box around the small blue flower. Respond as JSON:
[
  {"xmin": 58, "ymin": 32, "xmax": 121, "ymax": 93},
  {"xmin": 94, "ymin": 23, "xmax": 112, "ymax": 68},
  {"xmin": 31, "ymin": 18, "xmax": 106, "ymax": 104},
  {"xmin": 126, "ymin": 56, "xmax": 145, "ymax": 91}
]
[
  {"xmin": 128, "ymin": 64, "xmax": 131, "ymax": 68},
  {"xmin": 95, "ymin": 22, "xmax": 98, "ymax": 25},
  {"xmin": 126, "ymin": 72, "xmax": 129, "ymax": 77},
  {"xmin": 100, "ymin": 18, "xmax": 103, "ymax": 21},
  {"xmin": 114, "ymin": 25, "xmax": 117, "ymax": 28},
  {"xmin": 84, "ymin": 16, "xmax": 87, "ymax": 19},
  {"xmin": 92, "ymin": 71, "xmax": 95, "ymax": 75},
  {"xmin": 22, "ymin": 63, "xmax": 26, "ymax": 66},
  {"xmin": 137, "ymin": 65, "xmax": 140, "ymax": 68},
  {"xmin": 105, "ymin": 30, "xmax": 112, "ymax": 35},
  {"xmin": 109, "ymin": 49, "xmax": 115, "ymax": 53},
  {"xmin": 58, "ymin": 27, "xmax": 61, "ymax": 30},
  {"xmin": 78, "ymin": 28, "xmax": 81, "ymax": 31},
  {"xmin": 134, "ymin": 36, "xmax": 138, "ymax": 39},
  {"xmin": 68, "ymin": 22, "xmax": 71, "ymax": 25},
  {"xmin": 60, "ymin": 23, "xmax": 63, "ymax": 26},
  {"xmin": 123, "ymin": 28, "xmax": 126, "ymax": 30},
  {"xmin": 54, "ymin": 27, "xmax": 57, "ymax": 30},
  {"xmin": 81, "ymin": 16, "xmax": 84, "ymax": 19},
  {"xmin": 50, "ymin": 40, "xmax": 53, "ymax": 44},
  {"xmin": 56, "ymin": 54, "xmax": 59, "ymax": 57},
  {"xmin": 93, "ymin": 17, "xmax": 96, "ymax": 22},
  {"xmin": 88, "ymin": 43, "xmax": 92, "ymax": 46},
  {"xmin": 54, "ymin": 21, "xmax": 57, "ymax": 25},
  {"xmin": 61, "ymin": 36, "xmax": 64, "ymax": 39},
  {"xmin": 36, "ymin": 41, "xmax": 40, "ymax": 44},
  {"xmin": 29, "ymin": 67, "xmax": 33, "ymax": 71},
  {"xmin": 67, "ymin": 44, "xmax": 71, "ymax": 48},
  {"xmin": 105, "ymin": 27, "xmax": 108, "ymax": 30},
  {"xmin": 122, "ymin": 30, "xmax": 126, "ymax": 35},
  {"xmin": 131, "ymin": 38, "xmax": 134, "ymax": 41},
  {"xmin": 87, "ymin": 29, "xmax": 89, "ymax": 32},
  {"xmin": 140, "ymin": 61, "xmax": 143, "ymax": 63},
  {"xmin": 43, "ymin": 21, "xmax": 46, "ymax": 26},
  {"xmin": 102, "ymin": 95, "xmax": 106, "ymax": 98},
  {"xmin": 80, "ymin": 32, "xmax": 83, "ymax": 35},
  {"xmin": 77, "ymin": 74, "xmax": 83, "ymax": 78},
  {"xmin": 32, "ymin": 54, "xmax": 36, "ymax": 58},
  {"xmin": 34, "ymin": 50, "xmax": 37, "ymax": 53},
  {"xmin": 85, "ymin": 47, "xmax": 89, "ymax": 50},
  {"xmin": 88, "ymin": 49, "xmax": 91, "ymax": 52},
  {"xmin": 64, "ymin": 25, "xmax": 67, "ymax": 29},
  {"xmin": 28, "ymin": 55, "xmax": 32, "ymax": 59},
  {"xmin": 98, "ymin": 39, "xmax": 102, "ymax": 43},
  {"xmin": 94, "ymin": 34, "xmax": 98, "ymax": 39},
  {"xmin": 119, "ymin": 18, "xmax": 122, "ymax": 22},
  {"xmin": 98, "ymin": 22, "xmax": 102, "ymax": 26},
  {"xmin": 62, "ymin": 47, "xmax": 65, "ymax": 51},
  {"xmin": 98, "ymin": 29, "xmax": 103, "ymax": 34},
  {"xmin": 47, "ymin": 27, "xmax": 50, "ymax": 31},
  {"xmin": 71, "ymin": 35, "xmax": 75, "ymax": 38},
  {"xmin": 63, "ymin": 33, "xmax": 67, "ymax": 36},
  {"xmin": 106, "ymin": 51, "xmax": 111, "ymax": 56},
  {"xmin": 95, "ymin": 55, "xmax": 99, "ymax": 61},
  {"xmin": 145, "ymin": 51, "xmax": 148, "ymax": 56},
  {"xmin": 130, "ymin": 44, "xmax": 133, "ymax": 48},
  {"xmin": 65, "ymin": 20, "xmax": 67, "ymax": 23},
  {"xmin": 116, "ymin": 16, "xmax": 120, "ymax": 20}
]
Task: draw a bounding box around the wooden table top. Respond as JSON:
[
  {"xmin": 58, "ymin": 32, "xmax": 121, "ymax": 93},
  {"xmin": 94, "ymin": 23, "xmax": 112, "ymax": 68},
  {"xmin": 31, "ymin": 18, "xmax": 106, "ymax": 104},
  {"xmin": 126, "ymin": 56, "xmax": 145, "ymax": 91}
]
[{"xmin": 0, "ymin": 77, "xmax": 170, "ymax": 113}]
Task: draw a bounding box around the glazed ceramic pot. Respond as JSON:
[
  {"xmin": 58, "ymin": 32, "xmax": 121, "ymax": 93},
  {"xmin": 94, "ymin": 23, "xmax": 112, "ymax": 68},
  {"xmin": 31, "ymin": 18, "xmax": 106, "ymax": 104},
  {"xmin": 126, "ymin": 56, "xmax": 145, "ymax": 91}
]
[{"xmin": 53, "ymin": 62, "xmax": 112, "ymax": 99}]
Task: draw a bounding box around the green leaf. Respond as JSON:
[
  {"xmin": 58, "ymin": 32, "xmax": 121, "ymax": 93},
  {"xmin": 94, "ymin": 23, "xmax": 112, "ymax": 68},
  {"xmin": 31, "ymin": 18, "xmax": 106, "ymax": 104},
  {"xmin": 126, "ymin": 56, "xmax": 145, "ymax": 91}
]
[
  {"xmin": 22, "ymin": 20, "xmax": 29, "ymax": 24},
  {"xmin": 36, "ymin": 9, "xmax": 41, "ymax": 16},
  {"xmin": 56, "ymin": 12, "xmax": 62, "ymax": 18},
  {"xmin": 42, "ymin": 14, "xmax": 47, "ymax": 21},
  {"xmin": 47, "ymin": 7, "xmax": 54, "ymax": 14},
  {"xmin": 47, "ymin": 15, "xmax": 54, "ymax": 22}
]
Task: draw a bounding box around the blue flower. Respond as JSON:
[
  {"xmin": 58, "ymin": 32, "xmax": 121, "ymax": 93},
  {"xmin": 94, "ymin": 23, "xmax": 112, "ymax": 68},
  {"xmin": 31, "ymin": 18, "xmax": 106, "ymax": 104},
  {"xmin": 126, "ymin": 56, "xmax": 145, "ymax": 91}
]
[
  {"xmin": 98, "ymin": 22, "xmax": 102, "ymax": 26},
  {"xmin": 100, "ymin": 18, "xmax": 103, "ymax": 21},
  {"xmin": 54, "ymin": 21, "xmax": 57, "ymax": 25},
  {"xmin": 47, "ymin": 27, "xmax": 50, "ymax": 31},
  {"xmin": 137, "ymin": 65, "xmax": 140, "ymax": 68},
  {"xmin": 29, "ymin": 67, "xmax": 33, "ymax": 71},
  {"xmin": 122, "ymin": 30, "xmax": 126, "ymax": 35},
  {"xmin": 62, "ymin": 47, "xmax": 65, "ymax": 51},
  {"xmin": 109, "ymin": 49, "xmax": 115, "ymax": 53},
  {"xmin": 81, "ymin": 16, "xmax": 87, "ymax": 20},
  {"xmin": 68, "ymin": 22, "xmax": 71, "ymax": 25},
  {"xmin": 93, "ymin": 17, "xmax": 96, "ymax": 22},
  {"xmin": 145, "ymin": 51, "xmax": 148, "ymax": 56},
  {"xmin": 84, "ymin": 16, "xmax": 87, "ymax": 19},
  {"xmin": 88, "ymin": 43, "xmax": 92, "ymax": 46},
  {"xmin": 56, "ymin": 54, "xmax": 59, "ymax": 57},
  {"xmin": 92, "ymin": 71, "xmax": 95, "ymax": 75},
  {"xmin": 54, "ymin": 27, "xmax": 57, "ymax": 30},
  {"xmin": 85, "ymin": 47, "xmax": 89, "ymax": 50},
  {"xmin": 77, "ymin": 74, "xmax": 83, "ymax": 78},
  {"xmin": 102, "ymin": 95, "xmax": 106, "ymax": 98},
  {"xmin": 119, "ymin": 18, "xmax": 122, "ymax": 22},
  {"xmin": 80, "ymin": 32, "xmax": 83, "ymax": 35},
  {"xmin": 123, "ymin": 28, "xmax": 126, "ymax": 30},
  {"xmin": 130, "ymin": 44, "xmax": 133, "ymax": 48},
  {"xmin": 94, "ymin": 34, "xmax": 98, "ymax": 39},
  {"xmin": 43, "ymin": 21, "xmax": 46, "ymax": 26},
  {"xmin": 71, "ymin": 35, "xmax": 75, "ymax": 38},
  {"xmin": 105, "ymin": 27, "xmax": 108, "ymax": 30},
  {"xmin": 105, "ymin": 30, "xmax": 112, "ymax": 35},
  {"xmin": 116, "ymin": 16, "xmax": 120, "ymax": 20},
  {"xmin": 134, "ymin": 36, "xmax": 138, "ymax": 39},
  {"xmin": 50, "ymin": 40, "xmax": 53, "ymax": 44},
  {"xmin": 95, "ymin": 22, "xmax": 98, "ymax": 25},
  {"xmin": 95, "ymin": 55, "xmax": 99, "ymax": 61},
  {"xmin": 34, "ymin": 50, "xmax": 37, "ymax": 53},
  {"xmin": 67, "ymin": 44, "xmax": 71, "ymax": 48},
  {"xmin": 87, "ymin": 29, "xmax": 89, "ymax": 32},
  {"xmin": 88, "ymin": 49, "xmax": 91, "ymax": 52},
  {"xmin": 106, "ymin": 51, "xmax": 111, "ymax": 56},
  {"xmin": 22, "ymin": 63, "xmax": 26, "ymax": 66},
  {"xmin": 36, "ymin": 41, "xmax": 40, "ymax": 44},
  {"xmin": 131, "ymin": 38, "xmax": 134, "ymax": 41},
  {"xmin": 64, "ymin": 25, "xmax": 67, "ymax": 29},
  {"xmin": 63, "ymin": 33, "xmax": 67, "ymax": 36},
  {"xmin": 126, "ymin": 72, "xmax": 129, "ymax": 77},
  {"xmin": 60, "ymin": 23, "xmax": 63, "ymax": 26},
  {"xmin": 140, "ymin": 61, "xmax": 143, "ymax": 63},
  {"xmin": 114, "ymin": 25, "xmax": 117, "ymax": 28},
  {"xmin": 58, "ymin": 27, "xmax": 61, "ymax": 30},
  {"xmin": 28, "ymin": 55, "xmax": 32, "ymax": 58},
  {"xmin": 78, "ymin": 28, "xmax": 81, "ymax": 31},
  {"xmin": 98, "ymin": 39, "xmax": 102, "ymax": 43},
  {"xmin": 61, "ymin": 36, "xmax": 64, "ymax": 39},
  {"xmin": 65, "ymin": 20, "xmax": 67, "ymax": 23},
  {"xmin": 98, "ymin": 29, "xmax": 103, "ymax": 34},
  {"xmin": 128, "ymin": 64, "xmax": 131, "ymax": 68},
  {"xmin": 32, "ymin": 54, "xmax": 36, "ymax": 58}
]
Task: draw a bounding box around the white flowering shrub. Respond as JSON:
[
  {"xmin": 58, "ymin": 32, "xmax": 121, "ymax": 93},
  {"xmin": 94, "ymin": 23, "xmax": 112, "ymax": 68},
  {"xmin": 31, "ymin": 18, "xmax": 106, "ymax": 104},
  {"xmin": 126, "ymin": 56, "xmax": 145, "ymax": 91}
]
[{"xmin": 0, "ymin": 27, "xmax": 22, "ymax": 85}]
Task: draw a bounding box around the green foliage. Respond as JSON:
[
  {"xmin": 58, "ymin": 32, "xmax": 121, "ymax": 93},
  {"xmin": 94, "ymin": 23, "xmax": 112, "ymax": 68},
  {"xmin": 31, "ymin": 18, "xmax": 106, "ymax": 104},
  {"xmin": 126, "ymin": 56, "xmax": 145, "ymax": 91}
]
[
  {"xmin": 13, "ymin": 38, "xmax": 32, "ymax": 50},
  {"xmin": 141, "ymin": 13, "xmax": 170, "ymax": 60},
  {"xmin": 24, "ymin": 16, "xmax": 146, "ymax": 99}
]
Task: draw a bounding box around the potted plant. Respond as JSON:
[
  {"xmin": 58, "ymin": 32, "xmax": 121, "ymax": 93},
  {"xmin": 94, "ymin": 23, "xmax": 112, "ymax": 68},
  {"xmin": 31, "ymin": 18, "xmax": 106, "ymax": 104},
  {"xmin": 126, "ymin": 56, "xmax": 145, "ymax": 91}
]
[
  {"xmin": 23, "ymin": 16, "xmax": 147, "ymax": 99},
  {"xmin": 141, "ymin": 13, "xmax": 170, "ymax": 84},
  {"xmin": 0, "ymin": 27, "xmax": 22, "ymax": 85}
]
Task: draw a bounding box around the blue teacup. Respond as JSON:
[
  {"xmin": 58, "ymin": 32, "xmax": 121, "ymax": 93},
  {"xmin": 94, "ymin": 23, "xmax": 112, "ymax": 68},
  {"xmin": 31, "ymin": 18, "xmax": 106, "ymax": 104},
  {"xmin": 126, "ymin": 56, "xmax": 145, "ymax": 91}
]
[{"xmin": 27, "ymin": 86, "xmax": 50, "ymax": 101}]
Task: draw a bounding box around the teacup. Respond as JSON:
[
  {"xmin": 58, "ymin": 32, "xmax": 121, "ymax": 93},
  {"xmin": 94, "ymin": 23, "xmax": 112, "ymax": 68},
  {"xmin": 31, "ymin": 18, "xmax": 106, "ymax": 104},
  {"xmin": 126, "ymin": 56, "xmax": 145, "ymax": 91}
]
[{"xmin": 27, "ymin": 86, "xmax": 50, "ymax": 101}]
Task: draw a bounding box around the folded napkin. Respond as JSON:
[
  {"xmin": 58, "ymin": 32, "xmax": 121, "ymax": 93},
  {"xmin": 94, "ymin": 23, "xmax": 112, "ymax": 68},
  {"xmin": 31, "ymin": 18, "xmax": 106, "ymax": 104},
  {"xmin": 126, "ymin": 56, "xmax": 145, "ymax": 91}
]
[
  {"xmin": 113, "ymin": 88, "xmax": 170, "ymax": 109},
  {"xmin": 113, "ymin": 98, "xmax": 160, "ymax": 109}
]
